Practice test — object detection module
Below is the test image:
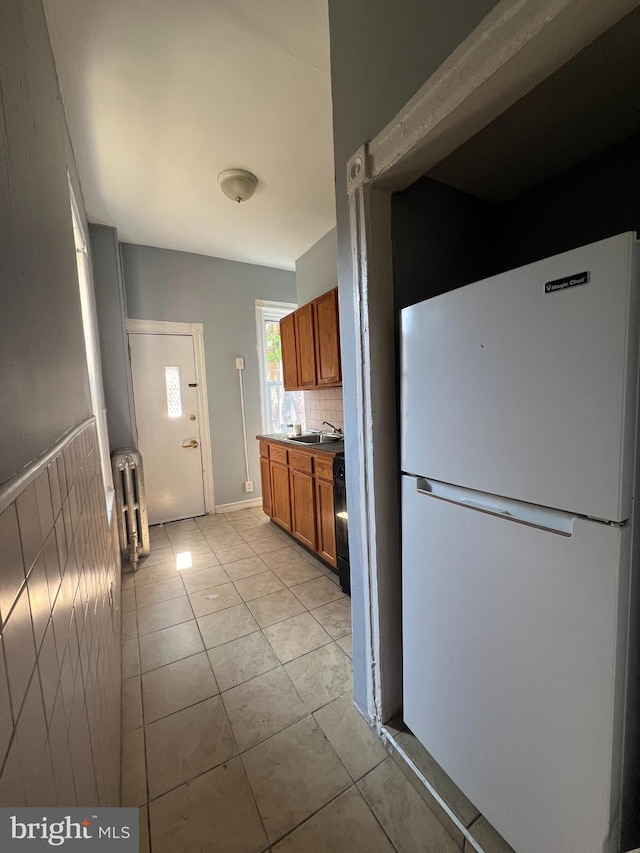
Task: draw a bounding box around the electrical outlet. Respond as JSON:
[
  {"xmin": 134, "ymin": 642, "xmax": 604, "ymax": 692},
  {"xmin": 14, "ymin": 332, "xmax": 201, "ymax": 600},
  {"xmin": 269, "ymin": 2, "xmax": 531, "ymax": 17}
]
[
  {"xmin": 244, "ymin": 480, "xmax": 254, "ymax": 493},
  {"xmin": 235, "ymin": 356, "xmax": 245, "ymax": 370}
]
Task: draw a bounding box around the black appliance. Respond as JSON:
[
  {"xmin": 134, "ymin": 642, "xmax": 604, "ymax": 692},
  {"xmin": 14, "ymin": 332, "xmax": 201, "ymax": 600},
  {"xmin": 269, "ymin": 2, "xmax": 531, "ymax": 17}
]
[{"xmin": 333, "ymin": 453, "xmax": 350, "ymax": 595}]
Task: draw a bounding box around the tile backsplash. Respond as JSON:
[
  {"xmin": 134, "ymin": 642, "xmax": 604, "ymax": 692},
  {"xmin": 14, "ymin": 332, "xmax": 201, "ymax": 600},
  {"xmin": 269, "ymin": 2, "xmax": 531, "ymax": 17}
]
[
  {"xmin": 305, "ymin": 387, "xmax": 344, "ymax": 433},
  {"xmin": 0, "ymin": 420, "xmax": 121, "ymax": 807}
]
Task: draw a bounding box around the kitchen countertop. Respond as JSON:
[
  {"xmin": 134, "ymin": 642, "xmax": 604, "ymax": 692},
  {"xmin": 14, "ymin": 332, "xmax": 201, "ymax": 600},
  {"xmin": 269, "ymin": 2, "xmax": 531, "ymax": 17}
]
[{"xmin": 257, "ymin": 433, "xmax": 344, "ymax": 455}]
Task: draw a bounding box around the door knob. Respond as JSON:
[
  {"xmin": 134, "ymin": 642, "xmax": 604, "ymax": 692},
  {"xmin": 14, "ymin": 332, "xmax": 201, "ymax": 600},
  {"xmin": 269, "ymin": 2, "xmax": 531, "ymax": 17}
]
[{"xmin": 182, "ymin": 440, "xmax": 199, "ymax": 449}]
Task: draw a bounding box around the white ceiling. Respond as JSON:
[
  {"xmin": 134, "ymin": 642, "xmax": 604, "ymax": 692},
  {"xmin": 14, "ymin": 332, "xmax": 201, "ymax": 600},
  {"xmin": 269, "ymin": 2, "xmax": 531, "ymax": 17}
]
[{"xmin": 44, "ymin": 0, "xmax": 336, "ymax": 270}]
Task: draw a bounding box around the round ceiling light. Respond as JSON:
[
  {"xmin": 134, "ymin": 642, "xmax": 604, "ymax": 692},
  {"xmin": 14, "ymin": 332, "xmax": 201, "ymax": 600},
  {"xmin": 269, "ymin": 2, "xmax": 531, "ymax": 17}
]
[{"xmin": 218, "ymin": 169, "xmax": 259, "ymax": 203}]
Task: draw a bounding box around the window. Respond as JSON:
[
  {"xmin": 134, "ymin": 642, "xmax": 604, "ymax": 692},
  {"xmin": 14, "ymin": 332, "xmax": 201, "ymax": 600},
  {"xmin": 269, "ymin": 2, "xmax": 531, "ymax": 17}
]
[
  {"xmin": 69, "ymin": 180, "xmax": 114, "ymax": 497},
  {"xmin": 256, "ymin": 301, "xmax": 305, "ymax": 433},
  {"xmin": 164, "ymin": 366, "xmax": 182, "ymax": 417}
]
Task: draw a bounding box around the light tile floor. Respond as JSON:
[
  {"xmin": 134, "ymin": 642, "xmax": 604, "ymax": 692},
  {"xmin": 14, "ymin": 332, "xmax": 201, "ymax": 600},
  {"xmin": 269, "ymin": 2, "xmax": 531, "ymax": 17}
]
[{"xmin": 121, "ymin": 508, "xmax": 463, "ymax": 852}]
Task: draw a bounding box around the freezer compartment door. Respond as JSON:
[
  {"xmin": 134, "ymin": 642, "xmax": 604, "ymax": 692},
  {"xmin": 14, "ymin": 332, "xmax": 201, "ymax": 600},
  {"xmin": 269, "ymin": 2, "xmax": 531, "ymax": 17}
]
[
  {"xmin": 401, "ymin": 232, "xmax": 638, "ymax": 522},
  {"xmin": 402, "ymin": 476, "xmax": 630, "ymax": 853}
]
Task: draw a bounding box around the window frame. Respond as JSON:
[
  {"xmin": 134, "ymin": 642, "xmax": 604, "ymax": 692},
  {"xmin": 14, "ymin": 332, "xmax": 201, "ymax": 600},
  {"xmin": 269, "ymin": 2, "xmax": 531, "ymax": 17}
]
[
  {"xmin": 69, "ymin": 179, "xmax": 114, "ymax": 501},
  {"xmin": 255, "ymin": 300, "xmax": 298, "ymax": 434}
]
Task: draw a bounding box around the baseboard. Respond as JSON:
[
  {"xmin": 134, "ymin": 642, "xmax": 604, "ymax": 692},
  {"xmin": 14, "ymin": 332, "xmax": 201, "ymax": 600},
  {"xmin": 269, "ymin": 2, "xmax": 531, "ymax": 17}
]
[{"xmin": 215, "ymin": 498, "xmax": 263, "ymax": 513}]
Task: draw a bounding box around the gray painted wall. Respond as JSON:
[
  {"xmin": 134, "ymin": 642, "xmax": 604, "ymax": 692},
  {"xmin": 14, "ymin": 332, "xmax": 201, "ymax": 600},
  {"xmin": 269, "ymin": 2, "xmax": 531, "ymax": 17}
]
[
  {"xmin": 392, "ymin": 177, "xmax": 497, "ymax": 313},
  {"xmin": 90, "ymin": 225, "xmax": 137, "ymax": 451},
  {"xmin": 393, "ymin": 132, "xmax": 640, "ymax": 313},
  {"xmin": 0, "ymin": 0, "xmax": 92, "ymax": 486},
  {"xmin": 327, "ymin": 0, "xmax": 500, "ymax": 713},
  {"xmin": 295, "ymin": 227, "xmax": 338, "ymax": 305},
  {"xmin": 496, "ymin": 132, "xmax": 640, "ymax": 272},
  {"xmin": 120, "ymin": 244, "xmax": 296, "ymax": 507},
  {"xmin": 0, "ymin": 0, "xmax": 122, "ymax": 809}
]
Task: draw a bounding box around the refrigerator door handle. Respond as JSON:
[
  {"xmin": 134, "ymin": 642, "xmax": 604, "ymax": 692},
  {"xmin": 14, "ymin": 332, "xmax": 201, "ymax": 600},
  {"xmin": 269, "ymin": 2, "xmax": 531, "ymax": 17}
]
[{"xmin": 415, "ymin": 477, "xmax": 575, "ymax": 536}]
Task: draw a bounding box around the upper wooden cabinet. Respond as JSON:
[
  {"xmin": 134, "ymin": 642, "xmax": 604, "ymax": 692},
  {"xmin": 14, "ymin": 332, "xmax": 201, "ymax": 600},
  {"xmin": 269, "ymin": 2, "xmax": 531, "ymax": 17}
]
[
  {"xmin": 281, "ymin": 287, "xmax": 341, "ymax": 391},
  {"xmin": 280, "ymin": 312, "xmax": 298, "ymax": 390},
  {"xmin": 314, "ymin": 288, "xmax": 341, "ymax": 386},
  {"xmin": 294, "ymin": 303, "xmax": 317, "ymax": 388}
]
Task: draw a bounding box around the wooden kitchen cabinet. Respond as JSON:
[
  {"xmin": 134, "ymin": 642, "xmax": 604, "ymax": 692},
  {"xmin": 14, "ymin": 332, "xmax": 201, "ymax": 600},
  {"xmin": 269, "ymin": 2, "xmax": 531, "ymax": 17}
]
[
  {"xmin": 270, "ymin": 461, "xmax": 291, "ymax": 531},
  {"xmin": 315, "ymin": 476, "xmax": 337, "ymax": 567},
  {"xmin": 281, "ymin": 287, "xmax": 341, "ymax": 391},
  {"xmin": 258, "ymin": 437, "xmax": 338, "ymax": 571},
  {"xmin": 314, "ymin": 288, "xmax": 341, "ymax": 386},
  {"xmin": 260, "ymin": 456, "xmax": 272, "ymax": 517},
  {"xmin": 294, "ymin": 303, "xmax": 317, "ymax": 388},
  {"xmin": 290, "ymin": 468, "xmax": 316, "ymax": 550},
  {"xmin": 280, "ymin": 312, "xmax": 298, "ymax": 390}
]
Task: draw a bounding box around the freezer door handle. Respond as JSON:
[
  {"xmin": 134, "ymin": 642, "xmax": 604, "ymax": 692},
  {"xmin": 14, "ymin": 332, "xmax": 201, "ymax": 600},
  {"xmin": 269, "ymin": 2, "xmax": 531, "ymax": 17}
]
[{"xmin": 416, "ymin": 477, "xmax": 574, "ymax": 536}]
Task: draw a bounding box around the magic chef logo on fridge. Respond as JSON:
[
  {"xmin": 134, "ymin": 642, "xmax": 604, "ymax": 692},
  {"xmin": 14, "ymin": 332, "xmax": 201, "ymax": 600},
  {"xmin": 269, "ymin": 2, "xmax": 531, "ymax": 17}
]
[
  {"xmin": 1, "ymin": 809, "xmax": 138, "ymax": 850},
  {"xmin": 544, "ymin": 270, "xmax": 591, "ymax": 293}
]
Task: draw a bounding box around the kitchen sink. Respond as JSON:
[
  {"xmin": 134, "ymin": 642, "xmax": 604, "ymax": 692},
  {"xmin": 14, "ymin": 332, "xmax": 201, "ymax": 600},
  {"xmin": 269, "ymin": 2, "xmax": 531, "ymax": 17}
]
[{"xmin": 288, "ymin": 433, "xmax": 342, "ymax": 444}]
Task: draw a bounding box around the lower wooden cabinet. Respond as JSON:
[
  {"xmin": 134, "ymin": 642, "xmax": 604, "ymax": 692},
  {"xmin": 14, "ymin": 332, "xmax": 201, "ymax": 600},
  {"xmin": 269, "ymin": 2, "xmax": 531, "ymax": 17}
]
[
  {"xmin": 290, "ymin": 469, "xmax": 316, "ymax": 550},
  {"xmin": 260, "ymin": 457, "xmax": 272, "ymax": 517},
  {"xmin": 270, "ymin": 461, "xmax": 291, "ymax": 531},
  {"xmin": 315, "ymin": 477, "xmax": 337, "ymax": 567},
  {"xmin": 258, "ymin": 439, "xmax": 337, "ymax": 570}
]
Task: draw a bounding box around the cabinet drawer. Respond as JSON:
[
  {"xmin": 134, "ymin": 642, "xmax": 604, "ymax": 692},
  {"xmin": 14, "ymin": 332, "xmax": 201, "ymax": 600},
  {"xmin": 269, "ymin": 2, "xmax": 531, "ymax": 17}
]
[
  {"xmin": 288, "ymin": 449, "xmax": 313, "ymax": 473},
  {"xmin": 259, "ymin": 440, "xmax": 270, "ymax": 458},
  {"xmin": 313, "ymin": 454, "xmax": 334, "ymax": 481},
  {"xmin": 269, "ymin": 444, "xmax": 288, "ymax": 465}
]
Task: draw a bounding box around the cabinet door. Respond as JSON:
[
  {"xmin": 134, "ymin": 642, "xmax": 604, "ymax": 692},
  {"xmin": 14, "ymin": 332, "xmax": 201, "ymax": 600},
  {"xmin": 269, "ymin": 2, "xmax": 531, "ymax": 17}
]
[
  {"xmin": 314, "ymin": 288, "xmax": 341, "ymax": 385},
  {"xmin": 260, "ymin": 456, "xmax": 272, "ymax": 517},
  {"xmin": 290, "ymin": 469, "xmax": 316, "ymax": 550},
  {"xmin": 270, "ymin": 461, "xmax": 291, "ymax": 531},
  {"xmin": 315, "ymin": 477, "xmax": 337, "ymax": 568},
  {"xmin": 295, "ymin": 303, "xmax": 317, "ymax": 388},
  {"xmin": 280, "ymin": 312, "xmax": 298, "ymax": 391}
]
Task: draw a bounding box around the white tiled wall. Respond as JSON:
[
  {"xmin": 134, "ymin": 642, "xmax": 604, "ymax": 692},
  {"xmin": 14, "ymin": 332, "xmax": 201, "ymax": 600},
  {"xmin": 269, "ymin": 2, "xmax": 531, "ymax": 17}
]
[
  {"xmin": 304, "ymin": 387, "xmax": 344, "ymax": 432},
  {"xmin": 0, "ymin": 420, "xmax": 121, "ymax": 807}
]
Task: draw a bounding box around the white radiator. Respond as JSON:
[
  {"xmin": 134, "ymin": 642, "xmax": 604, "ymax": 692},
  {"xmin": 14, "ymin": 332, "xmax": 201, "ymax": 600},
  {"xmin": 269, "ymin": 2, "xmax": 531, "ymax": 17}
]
[{"xmin": 111, "ymin": 448, "xmax": 150, "ymax": 569}]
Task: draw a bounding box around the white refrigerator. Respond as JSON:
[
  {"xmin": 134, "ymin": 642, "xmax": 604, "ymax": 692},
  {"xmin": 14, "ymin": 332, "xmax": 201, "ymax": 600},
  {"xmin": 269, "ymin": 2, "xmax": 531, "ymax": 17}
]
[{"xmin": 400, "ymin": 232, "xmax": 640, "ymax": 853}]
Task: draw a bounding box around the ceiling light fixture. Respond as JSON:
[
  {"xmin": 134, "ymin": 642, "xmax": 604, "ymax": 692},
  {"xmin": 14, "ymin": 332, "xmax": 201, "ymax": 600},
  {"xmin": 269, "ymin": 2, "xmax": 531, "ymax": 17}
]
[{"xmin": 218, "ymin": 169, "xmax": 258, "ymax": 203}]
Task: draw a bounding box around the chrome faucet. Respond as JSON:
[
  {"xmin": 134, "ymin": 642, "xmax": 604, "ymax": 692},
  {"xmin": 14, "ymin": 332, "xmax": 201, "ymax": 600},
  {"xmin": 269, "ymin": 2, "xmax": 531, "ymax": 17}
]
[{"xmin": 322, "ymin": 421, "xmax": 343, "ymax": 436}]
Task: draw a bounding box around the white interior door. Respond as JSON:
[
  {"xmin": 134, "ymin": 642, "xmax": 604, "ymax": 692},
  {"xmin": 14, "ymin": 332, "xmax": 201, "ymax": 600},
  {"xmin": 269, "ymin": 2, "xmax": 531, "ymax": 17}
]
[{"xmin": 129, "ymin": 332, "xmax": 206, "ymax": 524}]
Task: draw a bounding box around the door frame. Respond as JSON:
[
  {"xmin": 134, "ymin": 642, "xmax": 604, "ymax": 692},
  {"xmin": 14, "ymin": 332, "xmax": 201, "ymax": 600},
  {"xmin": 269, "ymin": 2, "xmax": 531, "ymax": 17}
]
[
  {"xmin": 345, "ymin": 0, "xmax": 640, "ymax": 729},
  {"xmin": 126, "ymin": 318, "xmax": 216, "ymax": 515}
]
